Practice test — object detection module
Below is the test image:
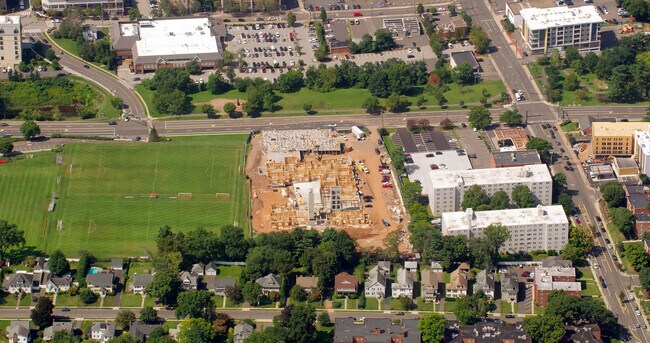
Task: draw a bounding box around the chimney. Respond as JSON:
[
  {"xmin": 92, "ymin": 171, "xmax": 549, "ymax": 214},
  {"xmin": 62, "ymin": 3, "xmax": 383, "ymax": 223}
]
[
  {"xmin": 537, "ymin": 204, "xmax": 544, "ymax": 216},
  {"xmin": 466, "ymin": 208, "xmax": 474, "ymax": 224},
  {"xmin": 511, "ymin": 152, "xmax": 516, "ymax": 161}
]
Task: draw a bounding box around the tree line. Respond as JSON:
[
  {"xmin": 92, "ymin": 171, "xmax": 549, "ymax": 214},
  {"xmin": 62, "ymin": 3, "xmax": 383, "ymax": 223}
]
[{"xmin": 53, "ymin": 13, "xmax": 117, "ymax": 70}]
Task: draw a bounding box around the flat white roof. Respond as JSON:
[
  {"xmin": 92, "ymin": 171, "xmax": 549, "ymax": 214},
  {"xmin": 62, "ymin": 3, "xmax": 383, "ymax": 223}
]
[
  {"xmin": 635, "ymin": 129, "xmax": 650, "ymax": 156},
  {"xmin": 0, "ymin": 16, "xmax": 20, "ymax": 25},
  {"xmin": 406, "ymin": 151, "xmax": 473, "ymax": 195},
  {"xmin": 442, "ymin": 205, "xmax": 568, "ymax": 233},
  {"xmin": 134, "ymin": 17, "xmax": 218, "ymax": 57},
  {"xmin": 521, "ymin": 5, "xmax": 602, "ymax": 30},
  {"xmin": 293, "ymin": 181, "xmax": 322, "ymax": 207},
  {"xmin": 429, "ymin": 164, "xmax": 552, "ymax": 190},
  {"xmin": 119, "ymin": 22, "xmax": 138, "ymax": 37}
]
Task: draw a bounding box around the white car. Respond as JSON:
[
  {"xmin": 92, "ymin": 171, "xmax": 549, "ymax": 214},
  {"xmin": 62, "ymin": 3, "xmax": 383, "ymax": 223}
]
[
  {"xmin": 594, "ymin": 263, "xmax": 599, "ymax": 269},
  {"xmin": 636, "ymin": 310, "xmax": 641, "ymax": 316}
]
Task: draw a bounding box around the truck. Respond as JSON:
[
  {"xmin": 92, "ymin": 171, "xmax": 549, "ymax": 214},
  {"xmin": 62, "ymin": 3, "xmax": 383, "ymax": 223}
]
[{"xmin": 351, "ymin": 126, "xmax": 365, "ymax": 140}]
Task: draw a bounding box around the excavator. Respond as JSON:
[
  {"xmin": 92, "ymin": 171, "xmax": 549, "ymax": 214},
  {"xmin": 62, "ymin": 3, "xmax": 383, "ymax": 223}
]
[{"xmin": 618, "ymin": 15, "xmax": 635, "ymax": 34}]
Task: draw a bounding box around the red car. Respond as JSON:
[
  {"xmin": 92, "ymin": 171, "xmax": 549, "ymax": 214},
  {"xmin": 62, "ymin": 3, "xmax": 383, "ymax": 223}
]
[
  {"xmin": 430, "ymin": 164, "xmax": 439, "ymax": 170},
  {"xmin": 521, "ymin": 272, "xmax": 530, "ymax": 277},
  {"xmin": 382, "ymin": 184, "xmax": 393, "ymax": 188},
  {"xmin": 353, "ymin": 11, "xmax": 363, "ymax": 16}
]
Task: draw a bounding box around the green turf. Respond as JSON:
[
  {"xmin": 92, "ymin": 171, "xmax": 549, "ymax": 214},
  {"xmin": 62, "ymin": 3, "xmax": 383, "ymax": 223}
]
[
  {"xmin": 364, "ymin": 297, "xmax": 379, "ymax": 311},
  {"xmin": 119, "ymin": 294, "xmax": 144, "ymax": 307},
  {"xmin": 443, "ymin": 298, "xmax": 457, "ymax": 313},
  {"xmin": 135, "ymin": 84, "xmax": 161, "ymax": 117},
  {"xmin": 0, "ymin": 135, "xmax": 249, "ymax": 258},
  {"xmin": 560, "ymin": 121, "xmax": 579, "ymax": 132},
  {"xmin": 417, "ymin": 298, "xmax": 433, "ymax": 311},
  {"xmin": 499, "ymin": 301, "xmax": 513, "ymax": 314},
  {"xmin": 582, "ymin": 281, "xmax": 601, "ymax": 297},
  {"xmin": 217, "ymin": 266, "xmax": 242, "ymax": 278}
]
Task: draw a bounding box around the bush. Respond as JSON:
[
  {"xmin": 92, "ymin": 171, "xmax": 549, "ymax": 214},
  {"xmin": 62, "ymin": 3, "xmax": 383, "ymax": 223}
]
[{"xmin": 79, "ymin": 289, "xmax": 98, "ymax": 304}]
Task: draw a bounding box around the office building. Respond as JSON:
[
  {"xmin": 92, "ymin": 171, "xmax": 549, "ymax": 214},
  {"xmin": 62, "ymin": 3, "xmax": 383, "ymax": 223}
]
[
  {"xmin": 110, "ymin": 17, "xmax": 225, "ymax": 73},
  {"xmin": 428, "ymin": 164, "xmax": 552, "ymax": 215},
  {"xmin": 42, "ymin": 0, "xmax": 124, "ymax": 15},
  {"xmin": 519, "ymin": 5, "xmax": 602, "ymax": 55},
  {"xmin": 0, "ymin": 16, "xmax": 21, "ymax": 70},
  {"xmin": 592, "ymin": 122, "xmax": 649, "ymax": 156},
  {"xmin": 635, "ymin": 127, "xmax": 650, "ymax": 175},
  {"xmin": 441, "ymin": 205, "xmax": 569, "ymax": 252}
]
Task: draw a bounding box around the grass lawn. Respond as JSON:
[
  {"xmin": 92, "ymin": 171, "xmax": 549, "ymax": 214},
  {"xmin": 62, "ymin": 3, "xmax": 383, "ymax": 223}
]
[
  {"xmin": 102, "ymin": 295, "xmax": 115, "ymax": 307},
  {"xmin": 560, "ymin": 121, "xmax": 579, "ymax": 132},
  {"xmin": 0, "ymin": 135, "xmax": 249, "ymax": 258},
  {"xmin": 56, "ymin": 294, "xmax": 98, "ymax": 307},
  {"xmin": 225, "ymin": 298, "xmax": 242, "ymax": 308},
  {"xmin": 346, "ymin": 299, "xmax": 358, "ymax": 310},
  {"xmin": 143, "ymin": 295, "xmax": 155, "ymax": 307},
  {"xmin": 444, "ymin": 273, "xmax": 451, "ymax": 284},
  {"xmin": 65, "ymin": 75, "xmax": 121, "ymax": 118},
  {"xmin": 534, "ymin": 305, "xmax": 546, "ymax": 315},
  {"xmin": 577, "ymin": 267, "xmax": 595, "ymax": 280},
  {"xmin": 217, "ymin": 266, "xmax": 242, "ymax": 278},
  {"xmin": 213, "ymin": 295, "xmax": 224, "ymax": 308},
  {"xmin": 527, "ymin": 63, "xmax": 543, "ymax": 91},
  {"xmin": 581, "ymin": 281, "xmax": 601, "ymax": 297},
  {"xmin": 417, "ymin": 298, "xmax": 434, "ymax": 311},
  {"xmin": 443, "ymin": 298, "xmax": 457, "ymax": 313},
  {"xmin": 119, "ymin": 294, "xmax": 144, "ymax": 308},
  {"xmin": 499, "ymin": 301, "xmax": 512, "ymax": 314},
  {"xmin": 365, "ymin": 297, "xmax": 379, "ymax": 311}
]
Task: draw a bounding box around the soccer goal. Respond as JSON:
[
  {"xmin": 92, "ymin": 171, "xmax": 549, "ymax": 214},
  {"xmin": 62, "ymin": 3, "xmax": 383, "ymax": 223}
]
[
  {"xmin": 178, "ymin": 193, "xmax": 193, "ymax": 200},
  {"xmin": 215, "ymin": 193, "xmax": 230, "ymax": 200}
]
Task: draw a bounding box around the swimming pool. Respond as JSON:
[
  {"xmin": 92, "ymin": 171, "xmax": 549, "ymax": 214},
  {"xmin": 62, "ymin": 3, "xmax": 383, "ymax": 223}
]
[{"xmin": 88, "ymin": 267, "xmax": 102, "ymax": 275}]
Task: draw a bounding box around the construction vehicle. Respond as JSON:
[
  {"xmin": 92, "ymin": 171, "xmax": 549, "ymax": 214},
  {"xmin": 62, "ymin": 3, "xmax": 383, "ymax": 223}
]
[{"xmin": 619, "ymin": 15, "xmax": 636, "ymax": 34}]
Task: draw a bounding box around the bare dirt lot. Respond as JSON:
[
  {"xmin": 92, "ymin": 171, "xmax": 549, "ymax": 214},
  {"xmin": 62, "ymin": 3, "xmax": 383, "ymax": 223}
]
[{"xmin": 245, "ymin": 131, "xmax": 405, "ymax": 248}]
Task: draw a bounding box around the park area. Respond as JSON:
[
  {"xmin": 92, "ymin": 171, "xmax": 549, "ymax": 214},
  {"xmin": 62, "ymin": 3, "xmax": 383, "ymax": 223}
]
[{"xmin": 0, "ymin": 135, "xmax": 249, "ymax": 258}]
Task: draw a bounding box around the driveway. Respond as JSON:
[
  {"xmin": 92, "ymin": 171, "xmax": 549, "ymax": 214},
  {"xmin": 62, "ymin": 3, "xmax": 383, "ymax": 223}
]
[{"xmin": 456, "ymin": 127, "xmax": 491, "ymax": 168}]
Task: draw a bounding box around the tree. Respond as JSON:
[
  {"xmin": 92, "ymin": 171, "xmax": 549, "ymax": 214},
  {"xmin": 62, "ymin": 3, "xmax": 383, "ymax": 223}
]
[
  {"xmin": 467, "ymin": 106, "xmax": 491, "ymax": 130},
  {"xmin": 30, "ymin": 0, "xmax": 42, "ymax": 9},
  {"xmin": 49, "ymin": 330, "xmax": 79, "ymax": 343},
  {"xmin": 148, "ymin": 127, "xmax": 160, "ymax": 142},
  {"xmin": 374, "ymin": 28, "xmax": 395, "ymax": 52},
  {"xmin": 461, "ymin": 185, "xmax": 489, "ymax": 210},
  {"xmin": 276, "ymin": 70, "xmax": 304, "ymax": 93},
  {"xmin": 499, "ymin": 109, "xmax": 523, "ymax": 126},
  {"xmin": 290, "ymin": 285, "xmax": 308, "ymax": 302},
  {"xmin": 362, "ymin": 96, "xmax": 382, "ymax": 114},
  {"xmin": 139, "ymin": 306, "xmax": 158, "ymax": 324},
  {"xmin": 225, "ymin": 285, "xmax": 242, "ymax": 303},
  {"xmin": 0, "ymin": 220, "xmax": 25, "ymax": 260},
  {"xmin": 223, "ymin": 102, "xmax": 236, "ymax": 115},
  {"xmin": 185, "ymin": 61, "xmax": 201, "ymax": 75},
  {"xmin": 416, "ymin": 95, "xmax": 426, "ymax": 108},
  {"xmin": 472, "ymin": 224, "xmax": 511, "ymax": 269},
  {"xmin": 545, "ymin": 291, "xmax": 619, "ymax": 336},
  {"xmin": 116, "ymin": 310, "xmax": 137, "ymax": 330},
  {"xmin": 511, "ymin": 185, "xmax": 534, "ymax": 208},
  {"xmin": 213, "ymin": 312, "xmax": 234, "ymax": 337},
  {"xmin": 640, "ymin": 267, "xmax": 650, "ymax": 292},
  {"xmin": 448, "ymin": 4, "xmax": 457, "ymax": 15},
  {"xmin": 153, "ymin": 90, "xmax": 192, "ymax": 115},
  {"xmin": 454, "ymin": 62, "xmax": 475, "ymax": 85},
  {"xmin": 416, "ymin": 3, "xmax": 424, "ymax": 14},
  {"xmin": 568, "ymin": 225, "xmax": 593, "ymax": 256},
  {"xmin": 318, "ymin": 311, "xmax": 332, "ymax": 326},
  {"xmin": 626, "ymin": 243, "xmax": 648, "ymax": 271},
  {"xmin": 207, "ymin": 72, "xmax": 230, "ymax": 95},
  {"xmin": 20, "ymin": 120, "xmax": 41, "ymax": 140},
  {"xmin": 49, "ymin": 249, "xmax": 70, "ymax": 276},
  {"xmin": 418, "ymin": 313, "xmax": 446, "ymax": 343},
  {"xmin": 110, "ymin": 333, "xmax": 143, "ymax": 343},
  {"xmin": 610, "ymin": 207, "xmax": 634, "ymax": 238},
  {"xmin": 402, "ymin": 181, "xmax": 423, "ymax": 209},
  {"xmin": 385, "ymin": 93, "xmax": 409, "ymax": 112},
  {"xmin": 302, "ymin": 103, "xmax": 312, "ymax": 113},
  {"xmin": 601, "ymin": 182, "xmax": 626, "ymax": 208},
  {"xmin": 564, "ymin": 73, "xmax": 581, "ymax": 91},
  {"xmin": 220, "ymin": 225, "xmax": 249, "ymax": 261},
  {"xmin": 287, "ymin": 11, "xmax": 296, "ymax": 26},
  {"xmin": 368, "ymin": 71, "xmax": 391, "ymax": 98},
  {"xmin": 286, "ymin": 303, "xmax": 316, "ymax": 343},
  {"xmin": 320, "ymin": 7, "xmax": 327, "ymax": 21},
  {"xmin": 557, "ymin": 193, "xmax": 576, "ymax": 216},
  {"xmin": 553, "ymin": 173, "xmax": 568, "ymax": 193},
  {"xmin": 526, "ymin": 137, "xmax": 553, "ymax": 163},
  {"xmin": 469, "ymin": 26, "xmax": 491, "ymax": 54},
  {"xmin": 146, "ymin": 270, "xmax": 180, "ymax": 305},
  {"xmin": 487, "ymin": 190, "xmax": 509, "ymax": 210},
  {"xmin": 243, "ymin": 282, "xmax": 263, "ymax": 306},
  {"xmin": 79, "ymin": 288, "xmax": 98, "ymax": 304},
  {"xmin": 523, "ymin": 315, "xmax": 565, "ymax": 343},
  {"xmin": 128, "ymin": 7, "xmax": 141, "ymax": 20},
  {"xmin": 177, "ymin": 318, "xmax": 216, "ymax": 343},
  {"xmin": 31, "ymin": 297, "xmax": 54, "ymax": 329},
  {"xmin": 176, "ymin": 290, "xmax": 216, "ymax": 321},
  {"xmin": 623, "ymin": 0, "xmax": 650, "ymax": 21},
  {"xmin": 454, "ymin": 291, "xmax": 489, "ymax": 325}
]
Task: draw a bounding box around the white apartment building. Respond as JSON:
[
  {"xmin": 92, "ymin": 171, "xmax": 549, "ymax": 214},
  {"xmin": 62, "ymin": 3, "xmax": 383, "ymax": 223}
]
[
  {"xmin": 441, "ymin": 205, "xmax": 569, "ymax": 252},
  {"xmin": 0, "ymin": 16, "xmax": 21, "ymax": 70},
  {"xmin": 634, "ymin": 127, "xmax": 650, "ymax": 176},
  {"xmin": 519, "ymin": 6, "xmax": 602, "ymax": 55},
  {"xmin": 42, "ymin": 0, "xmax": 124, "ymax": 15},
  {"xmin": 428, "ymin": 164, "xmax": 553, "ymax": 215}
]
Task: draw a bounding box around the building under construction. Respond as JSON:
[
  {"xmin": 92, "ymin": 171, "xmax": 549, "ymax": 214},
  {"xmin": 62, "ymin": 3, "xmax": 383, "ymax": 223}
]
[{"xmin": 259, "ymin": 129, "xmax": 370, "ymax": 230}]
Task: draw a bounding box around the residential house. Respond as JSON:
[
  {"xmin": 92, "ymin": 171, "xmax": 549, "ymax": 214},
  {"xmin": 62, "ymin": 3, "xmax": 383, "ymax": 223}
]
[
  {"xmin": 446, "ymin": 263, "xmax": 470, "ymax": 298},
  {"xmin": 334, "ymin": 272, "xmax": 358, "ymax": 295},
  {"xmin": 111, "ymin": 258, "xmax": 123, "ymax": 270},
  {"xmin": 129, "ymin": 322, "xmax": 163, "ymax": 341},
  {"xmin": 636, "ymin": 214, "xmax": 650, "ymax": 239},
  {"xmin": 191, "ymin": 263, "xmax": 205, "ymax": 276},
  {"xmin": 91, "ymin": 322, "xmax": 116, "ymax": 342},
  {"xmin": 430, "ymin": 261, "xmax": 443, "ymax": 273},
  {"xmin": 473, "ymin": 269, "xmax": 496, "ymax": 299},
  {"xmin": 534, "ymin": 258, "xmax": 581, "ymax": 306},
  {"xmin": 131, "ymin": 274, "xmax": 154, "ymax": 294},
  {"xmin": 296, "ymin": 276, "xmax": 319, "ymax": 293},
  {"xmin": 233, "ymin": 322, "xmax": 254, "ymax": 343},
  {"xmin": 421, "ymin": 269, "xmax": 443, "ymax": 302},
  {"xmin": 364, "ymin": 266, "xmax": 388, "ymax": 298},
  {"xmin": 334, "ymin": 318, "xmax": 421, "ymax": 343},
  {"xmin": 205, "ymin": 262, "xmax": 218, "ymax": 276},
  {"xmin": 404, "ymin": 261, "xmax": 418, "ymax": 274},
  {"xmin": 565, "ymin": 324, "xmax": 603, "ymax": 342},
  {"xmin": 6, "ymin": 321, "xmax": 31, "ymax": 343},
  {"xmin": 206, "ymin": 278, "xmax": 236, "ymax": 295},
  {"xmin": 86, "ymin": 272, "xmax": 116, "ymax": 294},
  {"xmin": 178, "ymin": 271, "xmax": 198, "ymax": 291},
  {"xmin": 2, "ymin": 273, "xmax": 35, "ymax": 294},
  {"xmin": 377, "ymin": 261, "xmax": 391, "ymax": 274},
  {"xmin": 44, "ymin": 275, "xmax": 72, "ymax": 294},
  {"xmin": 391, "ymin": 268, "xmax": 414, "ymax": 299},
  {"xmin": 34, "ymin": 257, "xmax": 49, "ymax": 273},
  {"xmin": 255, "ymin": 273, "xmax": 281, "ymax": 295},
  {"xmin": 43, "ymin": 321, "xmax": 73, "ymax": 341},
  {"xmin": 501, "ymin": 273, "xmax": 519, "ymax": 303}
]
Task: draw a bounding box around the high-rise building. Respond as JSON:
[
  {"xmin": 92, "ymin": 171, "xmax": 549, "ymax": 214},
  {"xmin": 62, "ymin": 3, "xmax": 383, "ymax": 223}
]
[
  {"xmin": 428, "ymin": 164, "xmax": 552, "ymax": 215},
  {"xmin": 592, "ymin": 122, "xmax": 649, "ymax": 156},
  {"xmin": 0, "ymin": 16, "xmax": 21, "ymax": 70}
]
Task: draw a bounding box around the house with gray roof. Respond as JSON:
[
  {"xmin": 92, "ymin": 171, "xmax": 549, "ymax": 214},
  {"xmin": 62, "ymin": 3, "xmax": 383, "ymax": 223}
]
[
  {"xmin": 205, "ymin": 262, "xmax": 218, "ymax": 276},
  {"xmin": 391, "ymin": 268, "xmax": 414, "ymax": 299},
  {"xmin": 111, "ymin": 258, "xmax": 123, "ymax": 270},
  {"xmin": 6, "ymin": 321, "xmax": 31, "ymax": 343},
  {"xmin": 131, "ymin": 274, "xmax": 154, "ymax": 294},
  {"xmin": 365, "ymin": 265, "xmax": 388, "ymax": 298},
  {"xmin": 179, "ymin": 271, "xmax": 199, "ymax": 291},
  {"xmin": 44, "ymin": 275, "xmax": 72, "ymax": 294},
  {"xmin": 191, "ymin": 263, "xmax": 205, "ymax": 276},
  {"xmin": 421, "ymin": 269, "xmax": 443, "ymax": 302},
  {"xmin": 34, "ymin": 257, "xmax": 49, "ymax": 273},
  {"xmin": 255, "ymin": 273, "xmax": 281, "ymax": 295},
  {"xmin": 87, "ymin": 272, "xmax": 115, "ymax": 294},
  {"xmin": 473, "ymin": 269, "xmax": 496, "ymax": 299},
  {"xmin": 129, "ymin": 322, "xmax": 163, "ymax": 341},
  {"xmin": 206, "ymin": 277, "xmax": 236, "ymax": 295},
  {"xmin": 431, "ymin": 261, "xmax": 444, "ymax": 273},
  {"xmin": 233, "ymin": 322, "xmax": 254, "ymax": 343},
  {"xmin": 2, "ymin": 273, "xmax": 36, "ymax": 294},
  {"xmin": 295, "ymin": 276, "xmax": 319, "ymax": 293},
  {"xmin": 334, "ymin": 318, "xmax": 421, "ymax": 343},
  {"xmin": 43, "ymin": 321, "xmax": 73, "ymax": 341},
  {"xmin": 91, "ymin": 322, "xmax": 115, "ymax": 342},
  {"xmin": 501, "ymin": 273, "xmax": 519, "ymax": 303}
]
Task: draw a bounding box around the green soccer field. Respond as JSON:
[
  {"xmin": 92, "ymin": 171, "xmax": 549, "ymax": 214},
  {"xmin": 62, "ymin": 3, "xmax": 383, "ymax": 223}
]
[{"xmin": 0, "ymin": 135, "xmax": 249, "ymax": 258}]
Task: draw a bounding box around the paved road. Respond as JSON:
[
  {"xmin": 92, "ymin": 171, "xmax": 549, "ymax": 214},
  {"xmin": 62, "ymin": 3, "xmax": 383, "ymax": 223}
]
[{"xmin": 29, "ymin": 32, "xmax": 147, "ymax": 118}]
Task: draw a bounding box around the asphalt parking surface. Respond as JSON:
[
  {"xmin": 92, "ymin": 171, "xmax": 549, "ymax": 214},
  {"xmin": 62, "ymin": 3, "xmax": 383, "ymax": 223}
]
[{"xmin": 456, "ymin": 127, "xmax": 491, "ymax": 169}]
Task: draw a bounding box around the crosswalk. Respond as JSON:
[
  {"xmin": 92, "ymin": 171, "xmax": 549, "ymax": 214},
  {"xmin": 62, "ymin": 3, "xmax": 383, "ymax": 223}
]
[{"xmin": 23, "ymin": 28, "xmax": 43, "ymax": 33}]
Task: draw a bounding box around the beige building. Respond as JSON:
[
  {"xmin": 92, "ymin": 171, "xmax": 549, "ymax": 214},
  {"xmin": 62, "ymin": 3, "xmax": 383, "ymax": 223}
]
[
  {"xmin": 592, "ymin": 122, "xmax": 650, "ymax": 157},
  {"xmin": 0, "ymin": 16, "xmax": 21, "ymax": 70}
]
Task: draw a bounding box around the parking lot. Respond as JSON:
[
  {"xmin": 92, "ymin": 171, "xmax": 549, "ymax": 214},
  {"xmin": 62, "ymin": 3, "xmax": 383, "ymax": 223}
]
[
  {"xmin": 226, "ymin": 23, "xmax": 302, "ymax": 81},
  {"xmin": 456, "ymin": 127, "xmax": 492, "ymax": 169}
]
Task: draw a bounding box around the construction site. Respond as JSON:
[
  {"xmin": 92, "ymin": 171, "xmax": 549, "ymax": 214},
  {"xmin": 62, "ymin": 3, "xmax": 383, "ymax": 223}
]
[{"xmin": 246, "ymin": 129, "xmax": 405, "ymax": 248}]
